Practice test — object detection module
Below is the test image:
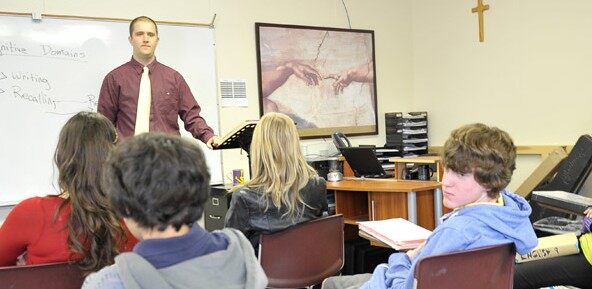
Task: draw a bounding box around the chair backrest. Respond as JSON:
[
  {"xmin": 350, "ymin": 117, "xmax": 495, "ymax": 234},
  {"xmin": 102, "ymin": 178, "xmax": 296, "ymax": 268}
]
[
  {"xmin": 0, "ymin": 262, "xmax": 85, "ymax": 289},
  {"xmin": 413, "ymin": 243, "xmax": 515, "ymax": 289},
  {"xmin": 530, "ymin": 134, "xmax": 592, "ymax": 222},
  {"xmin": 536, "ymin": 134, "xmax": 592, "ymax": 193},
  {"xmin": 259, "ymin": 214, "xmax": 344, "ymax": 288}
]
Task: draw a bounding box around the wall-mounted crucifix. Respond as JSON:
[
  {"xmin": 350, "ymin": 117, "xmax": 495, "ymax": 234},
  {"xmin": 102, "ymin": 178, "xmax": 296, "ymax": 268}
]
[{"xmin": 471, "ymin": 0, "xmax": 489, "ymax": 42}]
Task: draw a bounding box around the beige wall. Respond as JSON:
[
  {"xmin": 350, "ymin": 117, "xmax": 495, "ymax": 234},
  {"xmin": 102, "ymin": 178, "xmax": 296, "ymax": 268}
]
[
  {"xmin": 5, "ymin": 0, "xmax": 589, "ymax": 191},
  {"xmin": 1, "ymin": 0, "xmax": 413, "ymax": 183},
  {"xmin": 411, "ymin": 0, "xmax": 592, "ymax": 190}
]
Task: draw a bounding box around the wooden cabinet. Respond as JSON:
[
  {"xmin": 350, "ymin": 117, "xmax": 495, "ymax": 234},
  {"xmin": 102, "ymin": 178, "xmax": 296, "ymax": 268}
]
[
  {"xmin": 333, "ymin": 156, "xmax": 449, "ymax": 231},
  {"xmin": 328, "ymin": 179, "xmax": 441, "ymax": 230}
]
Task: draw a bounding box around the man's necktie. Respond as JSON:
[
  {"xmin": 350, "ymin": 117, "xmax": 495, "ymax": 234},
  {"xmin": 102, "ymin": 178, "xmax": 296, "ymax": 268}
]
[{"xmin": 134, "ymin": 66, "xmax": 151, "ymax": 135}]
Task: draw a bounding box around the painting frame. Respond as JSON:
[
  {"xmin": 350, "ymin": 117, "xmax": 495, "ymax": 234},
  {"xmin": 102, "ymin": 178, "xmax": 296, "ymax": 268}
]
[{"xmin": 255, "ymin": 22, "xmax": 378, "ymax": 139}]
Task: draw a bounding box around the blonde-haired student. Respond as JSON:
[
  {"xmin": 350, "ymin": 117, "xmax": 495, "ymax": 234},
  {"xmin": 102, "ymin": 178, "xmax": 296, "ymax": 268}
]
[{"xmin": 225, "ymin": 112, "xmax": 328, "ymax": 251}]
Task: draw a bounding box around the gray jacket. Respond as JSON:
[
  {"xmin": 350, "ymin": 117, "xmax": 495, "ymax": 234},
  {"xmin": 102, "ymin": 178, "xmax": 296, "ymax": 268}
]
[
  {"xmin": 82, "ymin": 228, "xmax": 267, "ymax": 289},
  {"xmin": 224, "ymin": 176, "xmax": 328, "ymax": 250}
]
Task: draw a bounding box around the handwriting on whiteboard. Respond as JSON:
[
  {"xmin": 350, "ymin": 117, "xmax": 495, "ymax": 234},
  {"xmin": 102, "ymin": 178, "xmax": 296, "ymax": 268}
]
[
  {"xmin": 0, "ymin": 41, "xmax": 87, "ymax": 62},
  {"xmin": 0, "ymin": 70, "xmax": 95, "ymax": 114}
]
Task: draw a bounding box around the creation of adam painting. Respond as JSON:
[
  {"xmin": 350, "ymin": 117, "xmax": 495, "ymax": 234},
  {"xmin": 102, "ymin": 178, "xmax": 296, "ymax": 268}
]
[{"xmin": 255, "ymin": 23, "xmax": 378, "ymax": 138}]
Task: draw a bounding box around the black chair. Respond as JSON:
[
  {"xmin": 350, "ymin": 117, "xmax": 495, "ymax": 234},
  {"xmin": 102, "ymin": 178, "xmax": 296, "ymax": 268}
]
[
  {"xmin": 530, "ymin": 134, "xmax": 592, "ymax": 222},
  {"xmin": 0, "ymin": 262, "xmax": 85, "ymax": 289}
]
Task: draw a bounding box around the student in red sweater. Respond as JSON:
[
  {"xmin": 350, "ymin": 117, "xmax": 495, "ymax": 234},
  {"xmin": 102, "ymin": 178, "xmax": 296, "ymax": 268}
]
[{"xmin": 0, "ymin": 112, "xmax": 137, "ymax": 271}]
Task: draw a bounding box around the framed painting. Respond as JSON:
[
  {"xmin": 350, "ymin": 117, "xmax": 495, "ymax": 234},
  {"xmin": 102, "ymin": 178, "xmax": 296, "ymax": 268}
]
[{"xmin": 255, "ymin": 23, "xmax": 378, "ymax": 138}]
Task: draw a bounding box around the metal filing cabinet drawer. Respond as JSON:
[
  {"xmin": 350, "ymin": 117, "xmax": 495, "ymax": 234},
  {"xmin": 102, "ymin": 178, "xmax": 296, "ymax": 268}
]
[{"xmin": 205, "ymin": 184, "xmax": 233, "ymax": 231}]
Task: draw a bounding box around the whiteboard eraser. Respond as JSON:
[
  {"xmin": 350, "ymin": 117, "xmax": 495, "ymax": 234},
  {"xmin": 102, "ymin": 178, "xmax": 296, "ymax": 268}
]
[{"xmin": 32, "ymin": 12, "xmax": 42, "ymax": 21}]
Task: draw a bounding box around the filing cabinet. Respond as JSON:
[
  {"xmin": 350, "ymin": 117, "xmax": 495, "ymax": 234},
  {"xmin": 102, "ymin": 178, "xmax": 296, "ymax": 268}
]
[{"xmin": 204, "ymin": 184, "xmax": 233, "ymax": 231}]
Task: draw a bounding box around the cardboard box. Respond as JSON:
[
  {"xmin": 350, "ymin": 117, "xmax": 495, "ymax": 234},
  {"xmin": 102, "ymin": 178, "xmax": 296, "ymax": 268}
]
[{"xmin": 515, "ymin": 148, "xmax": 568, "ymax": 198}]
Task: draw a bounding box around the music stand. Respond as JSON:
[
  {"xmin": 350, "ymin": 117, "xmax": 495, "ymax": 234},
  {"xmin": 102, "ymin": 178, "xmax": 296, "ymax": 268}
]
[{"xmin": 213, "ymin": 120, "xmax": 257, "ymax": 177}]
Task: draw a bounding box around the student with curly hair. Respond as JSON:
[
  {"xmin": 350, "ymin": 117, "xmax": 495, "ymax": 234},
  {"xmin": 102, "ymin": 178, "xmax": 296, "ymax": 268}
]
[{"xmin": 322, "ymin": 123, "xmax": 538, "ymax": 289}]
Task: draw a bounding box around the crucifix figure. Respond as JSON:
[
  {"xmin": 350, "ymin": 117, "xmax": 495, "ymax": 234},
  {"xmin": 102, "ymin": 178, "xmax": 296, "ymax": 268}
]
[{"xmin": 472, "ymin": 0, "xmax": 489, "ymax": 42}]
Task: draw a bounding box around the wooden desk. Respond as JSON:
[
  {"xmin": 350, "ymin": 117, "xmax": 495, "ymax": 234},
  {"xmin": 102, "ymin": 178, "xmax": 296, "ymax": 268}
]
[{"xmin": 327, "ymin": 178, "xmax": 442, "ymax": 230}]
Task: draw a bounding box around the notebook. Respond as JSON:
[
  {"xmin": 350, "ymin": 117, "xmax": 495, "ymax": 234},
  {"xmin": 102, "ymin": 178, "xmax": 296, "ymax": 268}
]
[
  {"xmin": 339, "ymin": 147, "xmax": 394, "ymax": 178},
  {"xmin": 358, "ymin": 218, "xmax": 432, "ymax": 250}
]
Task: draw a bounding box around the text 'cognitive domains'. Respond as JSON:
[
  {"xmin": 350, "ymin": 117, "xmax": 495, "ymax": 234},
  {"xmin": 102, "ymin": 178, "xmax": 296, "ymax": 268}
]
[{"xmin": 0, "ymin": 41, "xmax": 87, "ymax": 61}]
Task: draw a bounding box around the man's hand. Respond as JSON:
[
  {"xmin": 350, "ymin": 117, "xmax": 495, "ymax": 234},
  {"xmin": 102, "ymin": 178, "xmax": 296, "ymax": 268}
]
[
  {"xmin": 206, "ymin": 135, "xmax": 223, "ymax": 149},
  {"xmin": 585, "ymin": 207, "xmax": 592, "ymax": 218}
]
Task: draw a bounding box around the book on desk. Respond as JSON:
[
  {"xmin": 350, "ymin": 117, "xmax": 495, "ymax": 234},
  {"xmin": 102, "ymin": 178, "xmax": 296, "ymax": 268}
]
[{"xmin": 358, "ymin": 218, "xmax": 432, "ymax": 250}]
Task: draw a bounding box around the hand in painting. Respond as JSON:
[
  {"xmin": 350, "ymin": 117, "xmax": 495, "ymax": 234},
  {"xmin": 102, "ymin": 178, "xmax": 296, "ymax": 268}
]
[
  {"xmin": 261, "ymin": 61, "xmax": 322, "ymax": 112},
  {"xmin": 261, "ymin": 61, "xmax": 322, "ymax": 98},
  {"xmin": 326, "ymin": 61, "xmax": 374, "ymax": 95},
  {"xmin": 284, "ymin": 61, "xmax": 322, "ymax": 86}
]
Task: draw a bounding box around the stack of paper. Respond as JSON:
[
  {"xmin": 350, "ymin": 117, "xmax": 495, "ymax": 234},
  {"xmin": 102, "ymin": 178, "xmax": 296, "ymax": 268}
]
[{"xmin": 358, "ymin": 218, "xmax": 432, "ymax": 250}]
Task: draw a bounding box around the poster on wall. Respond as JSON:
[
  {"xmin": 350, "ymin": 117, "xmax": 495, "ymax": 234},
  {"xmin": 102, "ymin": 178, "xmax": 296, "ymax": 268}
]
[{"xmin": 255, "ymin": 23, "xmax": 378, "ymax": 138}]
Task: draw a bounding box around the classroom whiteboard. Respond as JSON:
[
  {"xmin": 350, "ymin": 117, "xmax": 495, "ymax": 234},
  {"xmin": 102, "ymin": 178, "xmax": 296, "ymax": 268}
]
[{"xmin": 0, "ymin": 14, "xmax": 222, "ymax": 205}]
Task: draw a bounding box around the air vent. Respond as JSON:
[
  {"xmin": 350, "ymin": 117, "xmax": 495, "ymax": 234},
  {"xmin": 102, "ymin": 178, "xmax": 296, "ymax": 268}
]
[{"xmin": 220, "ymin": 79, "xmax": 247, "ymax": 107}]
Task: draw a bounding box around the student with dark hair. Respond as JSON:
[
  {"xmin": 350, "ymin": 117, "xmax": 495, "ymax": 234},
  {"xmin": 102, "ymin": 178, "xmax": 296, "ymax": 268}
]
[
  {"xmin": 82, "ymin": 134, "xmax": 267, "ymax": 289},
  {"xmin": 322, "ymin": 123, "xmax": 538, "ymax": 289},
  {"xmin": 224, "ymin": 112, "xmax": 328, "ymax": 251},
  {"xmin": 0, "ymin": 112, "xmax": 136, "ymax": 271}
]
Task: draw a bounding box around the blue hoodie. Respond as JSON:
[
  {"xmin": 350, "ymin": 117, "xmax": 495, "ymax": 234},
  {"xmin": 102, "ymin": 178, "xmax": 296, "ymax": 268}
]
[{"xmin": 360, "ymin": 190, "xmax": 538, "ymax": 289}]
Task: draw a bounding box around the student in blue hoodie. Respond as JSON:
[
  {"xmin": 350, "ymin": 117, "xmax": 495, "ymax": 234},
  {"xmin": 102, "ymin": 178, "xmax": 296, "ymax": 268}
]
[{"xmin": 322, "ymin": 123, "xmax": 538, "ymax": 289}]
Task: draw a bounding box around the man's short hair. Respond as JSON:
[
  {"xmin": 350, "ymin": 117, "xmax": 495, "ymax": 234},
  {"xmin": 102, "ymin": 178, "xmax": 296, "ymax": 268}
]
[
  {"xmin": 443, "ymin": 123, "xmax": 516, "ymax": 198},
  {"xmin": 103, "ymin": 134, "xmax": 210, "ymax": 231},
  {"xmin": 129, "ymin": 16, "xmax": 158, "ymax": 36}
]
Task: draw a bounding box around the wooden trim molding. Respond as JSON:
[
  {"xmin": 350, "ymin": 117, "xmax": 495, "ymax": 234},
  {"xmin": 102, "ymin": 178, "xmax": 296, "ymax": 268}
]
[{"xmin": 429, "ymin": 145, "xmax": 569, "ymax": 158}]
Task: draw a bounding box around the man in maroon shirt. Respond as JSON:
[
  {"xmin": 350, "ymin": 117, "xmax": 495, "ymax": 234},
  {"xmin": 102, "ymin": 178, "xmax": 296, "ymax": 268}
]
[{"xmin": 98, "ymin": 16, "xmax": 221, "ymax": 148}]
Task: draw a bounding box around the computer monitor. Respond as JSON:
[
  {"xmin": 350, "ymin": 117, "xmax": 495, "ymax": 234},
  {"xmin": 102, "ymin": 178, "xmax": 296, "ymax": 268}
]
[{"xmin": 339, "ymin": 147, "xmax": 393, "ymax": 178}]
